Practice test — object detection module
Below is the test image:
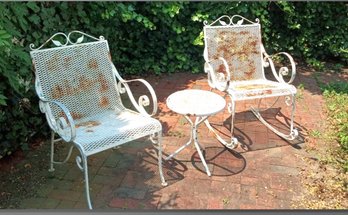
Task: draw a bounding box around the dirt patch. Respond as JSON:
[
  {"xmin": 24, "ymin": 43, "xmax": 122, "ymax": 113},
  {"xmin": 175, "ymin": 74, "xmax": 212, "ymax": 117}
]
[
  {"xmin": 0, "ymin": 138, "xmax": 51, "ymax": 209},
  {"xmin": 291, "ymin": 66, "xmax": 348, "ymax": 209}
]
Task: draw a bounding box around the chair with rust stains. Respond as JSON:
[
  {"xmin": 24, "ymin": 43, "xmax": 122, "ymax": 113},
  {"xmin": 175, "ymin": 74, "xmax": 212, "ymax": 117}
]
[
  {"xmin": 202, "ymin": 15, "xmax": 299, "ymax": 149},
  {"xmin": 29, "ymin": 31, "xmax": 167, "ymax": 209}
]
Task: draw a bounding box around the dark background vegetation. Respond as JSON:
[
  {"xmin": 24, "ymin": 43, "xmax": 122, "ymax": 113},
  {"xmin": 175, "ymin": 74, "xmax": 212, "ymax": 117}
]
[{"xmin": 0, "ymin": 2, "xmax": 347, "ymax": 158}]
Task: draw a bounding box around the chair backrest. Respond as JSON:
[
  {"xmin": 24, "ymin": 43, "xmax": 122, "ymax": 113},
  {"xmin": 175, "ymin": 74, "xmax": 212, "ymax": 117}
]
[
  {"xmin": 30, "ymin": 31, "xmax": 124, "ymax": 121},
  {"xmin": 203, "ymin": 15, "xmax": 265, "ymax": 82}
]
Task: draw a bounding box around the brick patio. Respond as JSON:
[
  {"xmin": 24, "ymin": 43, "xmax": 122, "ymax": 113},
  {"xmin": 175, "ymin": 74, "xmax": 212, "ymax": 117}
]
[{"xmin": 18, "ymin": 69, "xmax": 325, "ymax": 209}]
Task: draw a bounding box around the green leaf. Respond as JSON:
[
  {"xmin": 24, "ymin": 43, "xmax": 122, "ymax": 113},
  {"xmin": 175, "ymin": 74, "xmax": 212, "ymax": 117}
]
[
  {"xmin": 0, "ymin": 94, "xmax": 7, "ymax": 106},
  {"xmin": 26, "ymin": 2, "xmax": 40, "ymax": 13}
]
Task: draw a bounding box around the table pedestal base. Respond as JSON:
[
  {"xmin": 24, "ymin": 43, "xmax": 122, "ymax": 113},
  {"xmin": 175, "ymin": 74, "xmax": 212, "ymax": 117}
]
[{"xmin": 164, "ymin": 115, "xmax": 211, "ymax": 176}]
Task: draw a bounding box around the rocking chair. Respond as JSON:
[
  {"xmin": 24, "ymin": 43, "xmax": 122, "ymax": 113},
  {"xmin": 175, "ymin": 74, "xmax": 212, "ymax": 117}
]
[{"xmin": 203, "ymin": 15, "xmax": 299, "ymax": 149}]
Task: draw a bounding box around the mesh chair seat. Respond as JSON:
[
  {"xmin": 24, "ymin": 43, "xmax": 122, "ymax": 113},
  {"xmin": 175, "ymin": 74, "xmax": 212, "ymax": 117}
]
[
  {"xmin": 70, "ymin": 110, "xmax": 162, "ymax": 156},
  {"xmin": 227, "ymin": 79, "xmax": 297, "ymax": 101}
]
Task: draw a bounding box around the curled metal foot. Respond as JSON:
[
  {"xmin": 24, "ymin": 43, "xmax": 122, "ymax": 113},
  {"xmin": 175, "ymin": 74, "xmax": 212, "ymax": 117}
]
[
  {"xmin": 226, "ymin": 137, "xmax": 238, "ymax": 149},
  {"xmin": 290, "ymin": 128, "xmax": 299, "ymax": 140}
]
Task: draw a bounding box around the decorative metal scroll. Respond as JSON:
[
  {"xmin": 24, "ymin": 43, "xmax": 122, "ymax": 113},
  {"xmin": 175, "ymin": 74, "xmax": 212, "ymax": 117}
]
[
  {"xmin": 29, "ymin": 30, "xmax": 105, "ymax": 51},
  {"xmin": 204, "ymin": 15, "xmax": 259, "ymax": 27}
]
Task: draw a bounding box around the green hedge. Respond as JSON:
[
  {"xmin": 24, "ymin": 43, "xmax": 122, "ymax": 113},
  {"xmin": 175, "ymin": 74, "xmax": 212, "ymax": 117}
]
[{"xmin": 0, "ymin": 2, "xmax": 347, "ymax": 158}]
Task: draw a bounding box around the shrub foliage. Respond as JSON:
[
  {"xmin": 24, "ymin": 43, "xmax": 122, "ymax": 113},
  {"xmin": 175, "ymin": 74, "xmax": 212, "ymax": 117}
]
[{"xmin": 0, "ymin": 2, "xmax": 347, "ymax": 158}]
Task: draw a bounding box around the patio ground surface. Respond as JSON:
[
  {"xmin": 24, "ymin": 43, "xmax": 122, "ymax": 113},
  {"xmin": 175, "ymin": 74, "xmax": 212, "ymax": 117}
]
[{"xmin": 1, "ymin": 66, "xmax": 340, "ymax": 209}]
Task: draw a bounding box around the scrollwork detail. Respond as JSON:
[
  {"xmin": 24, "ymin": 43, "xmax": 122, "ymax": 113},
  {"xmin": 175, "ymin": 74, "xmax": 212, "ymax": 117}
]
[
  {"xmin": 262, "ymin": 51, "xmax": 296, "ymax": 84},
  {"xmin": 117, "ymin": 81, "xmax": 127, "ymax": 94},
  {"xmin": 285, "ymin": 96, "xmax": 293, "ymax": 106},
  {"xmin": 204, "ymin": 15, "xmax": 259, "ymax": 27},
  {"xmin": 30, "ymin": 32, "xmax": 69, "ymax": 51},
  {"xmin": 112, "ymin": 64, "xmax": 158, "ymax": 117},
  {"xmin": 204, "ymin": 57, "xmax": 230, "ymax": 92},
  {"xmin": 75, "ymin": 156, "xmax": 84, "ymax": 171},
  {"xmin": 139, "ymin": 95, "xmax": 150, "ymax": 107},
  {"xmin": 149, "ymin": 132, "xmax": 160, "ymax": 148},
  {"xmin": 30, "ymin": 31, "xmax": 104, "ymax": 51}
]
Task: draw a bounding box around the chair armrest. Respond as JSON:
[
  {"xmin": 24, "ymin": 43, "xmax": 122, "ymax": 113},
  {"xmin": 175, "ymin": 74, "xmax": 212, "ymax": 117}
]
[
  {"xmin": 262, "ymin": 47, "xmax": 296, "ymax": 84},
  {"xmin": 38, "ymin": 98, "xmax": 76, "ymax": 142},
  {"xmin": 111, "ymin": 63, "xmax": 158, "ymax": 117},
  {"xmin": 34, "ymin": 78, "xmax": 76, "ymax": 142},
  {"xmin": 204, "ymin": 57, "xmax": 231, "ymax": 92}
]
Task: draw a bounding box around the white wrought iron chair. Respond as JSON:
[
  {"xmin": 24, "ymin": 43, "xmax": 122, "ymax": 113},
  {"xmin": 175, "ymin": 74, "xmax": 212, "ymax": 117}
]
[
  {"xmin": 29, "ymin": 31, "xmax": 167, "ymax": 209},
  {"xmin": 203, "ymin": 15, "xmax": 299, "ymax": 149}
]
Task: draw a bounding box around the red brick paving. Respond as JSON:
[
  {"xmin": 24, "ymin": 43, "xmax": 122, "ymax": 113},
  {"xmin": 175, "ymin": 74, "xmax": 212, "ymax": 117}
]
[{"xmin": 19, "ymin": 70, "xmax": 328, "ymax": 209}]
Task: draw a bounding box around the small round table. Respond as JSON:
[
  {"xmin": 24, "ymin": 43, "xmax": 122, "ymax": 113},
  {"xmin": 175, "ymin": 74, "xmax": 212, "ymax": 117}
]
[{"xmin": 165, "ymin": 89, "xmax": 226, "ymax": 176}]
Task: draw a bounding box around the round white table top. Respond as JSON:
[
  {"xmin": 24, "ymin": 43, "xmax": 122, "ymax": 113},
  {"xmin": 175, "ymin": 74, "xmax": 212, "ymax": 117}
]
[{"xmin": 166, "ymin": 89, "xmax": 226, "ymax": 117}]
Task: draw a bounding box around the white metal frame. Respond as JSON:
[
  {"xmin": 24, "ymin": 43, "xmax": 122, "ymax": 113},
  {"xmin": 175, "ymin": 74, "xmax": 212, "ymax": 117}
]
[
  {"xmin": 165, "ymin": 89, "xmax": 226, "ymax": 176},
  {"xmin": 203, "ymin": 15, "xmax": 299, "ymax": 149},
  {"xmin": 29, "ymin": 31, "xmax": 167, "ymax": 209}
]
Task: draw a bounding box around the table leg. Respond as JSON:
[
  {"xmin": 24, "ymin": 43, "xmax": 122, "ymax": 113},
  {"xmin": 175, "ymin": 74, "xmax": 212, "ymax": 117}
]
[
  {"xmin": 190, "ymin": 117, "xmax": 211, "ymax": 176},
  {"xmin": 192, "ymin": 117, "xmax": 211, "ymax": 176},
  {"xmin": 164, "ymin": 115, "xmax": 212, "ymax": 176},
  {"xmin": 164, "ymin": 134, "xmax": 192, "ymax": 161}
]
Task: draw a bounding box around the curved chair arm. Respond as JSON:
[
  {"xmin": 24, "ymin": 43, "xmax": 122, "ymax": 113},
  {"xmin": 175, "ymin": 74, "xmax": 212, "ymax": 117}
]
[
  {"xmin": 262, "ymin": 47, "xmax": 296, "ymax": 84},
  {"xmin": 38, "ymin": 98, "xmax": 76, "ymax": 143},
  {"xmin": 34, "ymin": 78, "xmax": 76, "ymax": 142},
  {"xmin": 111, "ymin": 63, "xmax": 158, "ymax": 117},
  {"xmin": 204, "ymin": 57, "xmax": 231, "ymax": 92}
]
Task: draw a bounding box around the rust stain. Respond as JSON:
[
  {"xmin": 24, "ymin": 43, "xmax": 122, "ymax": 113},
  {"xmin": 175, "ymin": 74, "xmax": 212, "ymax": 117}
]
[
  {"xmin": 71, "ymin": 112, "xmax": 84, "ymax": 120},
  {"xmin": 245, "ymin": 89, "xmax": 273, "ymax": 97},
  {"xmin": 88, "ymin": 59, "xmax": 98, "ymax": 70},
  {"xmin": 63, "ymin": 57, "xmax": 72, "ymax": 68},
  {"xmin": 46, "ymin": 55, "xmax": 59, "ymax": 72},
  {"xmin": 264, "ymin": 89, "xmax": 273, "ymax": 94},
  {"xmin": 52, "ymin": 85, "xmax": 64, "ymax": 99},
  {"xmin": 239, "ymin": 31, "xmax": 250, "ymax": 35},
  {"xmin": 244, "ymin": 62, "xmax": 256, "ymax": 80},
  {"xmin": 99, "ymin": 96, "xmax": 109, "ymax": 107},
  {"xmin": 51, "ymin": 76, "xmax": 95, "ymax": 99},
  {"xmin": 250, "ymin": 40, "xmax": 258, "ymax": 49},
  {"xmin": 217, "ymin": 64, "xmax": 226, "ymax": 74},
  {"xmin": 63, "ymin": 79, "xmax": 73, "ymax": 96},
  {"xmin": 58, "ymin": 111, "xmax": 84, "ymax": 123},
  {"xmin": 235, "ymin": 84, "xmax": 275, "ymax": 91},
  {"xmin": 246, "ymin": 93, "xmax": 258, "ymax": 97},
  {"xmin": 98, "ymin": 74, "xmax": 109, "ymax": 92},
  {"xmin": 75, "ymin": 120, "xmax": 101, "ymax": 128},
  {"xmin": 78, "ymin": 75, "xmax": 95, "ymax": 91}
]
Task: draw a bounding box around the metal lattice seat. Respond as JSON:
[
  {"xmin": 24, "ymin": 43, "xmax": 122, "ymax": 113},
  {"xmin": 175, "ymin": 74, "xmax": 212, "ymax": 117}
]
[
  {"xmin": 228, "ymin": 79, "xmax": 297, "ymax": 101},
  {"xmin": 29, "ymin": 31, "xmax": 167, "ymax": 209},
  {"xmin": 203, "ymin": 15, "xmax": 299, "ymax": 149},
  {"xmin": 70, "ymin": 110, "xmax": 162, "ymax": 156}
]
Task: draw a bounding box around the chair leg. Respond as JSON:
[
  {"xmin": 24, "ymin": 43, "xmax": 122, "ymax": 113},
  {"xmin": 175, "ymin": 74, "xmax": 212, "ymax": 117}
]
[
  {"xmin": 157, "ymin": 132, "xmax": 168, "ymax": 186},
  {"xmin": 49, "ymin": 131, "xmax": 75, "ymax": 172},
  {"xmin": 82, "ymin": 156, "xmax": 93, "ymax": 210},
  {"xmin": 227, "ymin": 95, "xmax": 239, "ymax": 148},
  {"xmin": 250, "ymin": 94, "xmax": 298, "ymax": 140},
  {"xmin": 49, "ymin": 131, "xmax": 55, "ymax": 172},
  {"xmin": 75, "ymin": 148, "xmax": 93, "ymax": 210}
]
